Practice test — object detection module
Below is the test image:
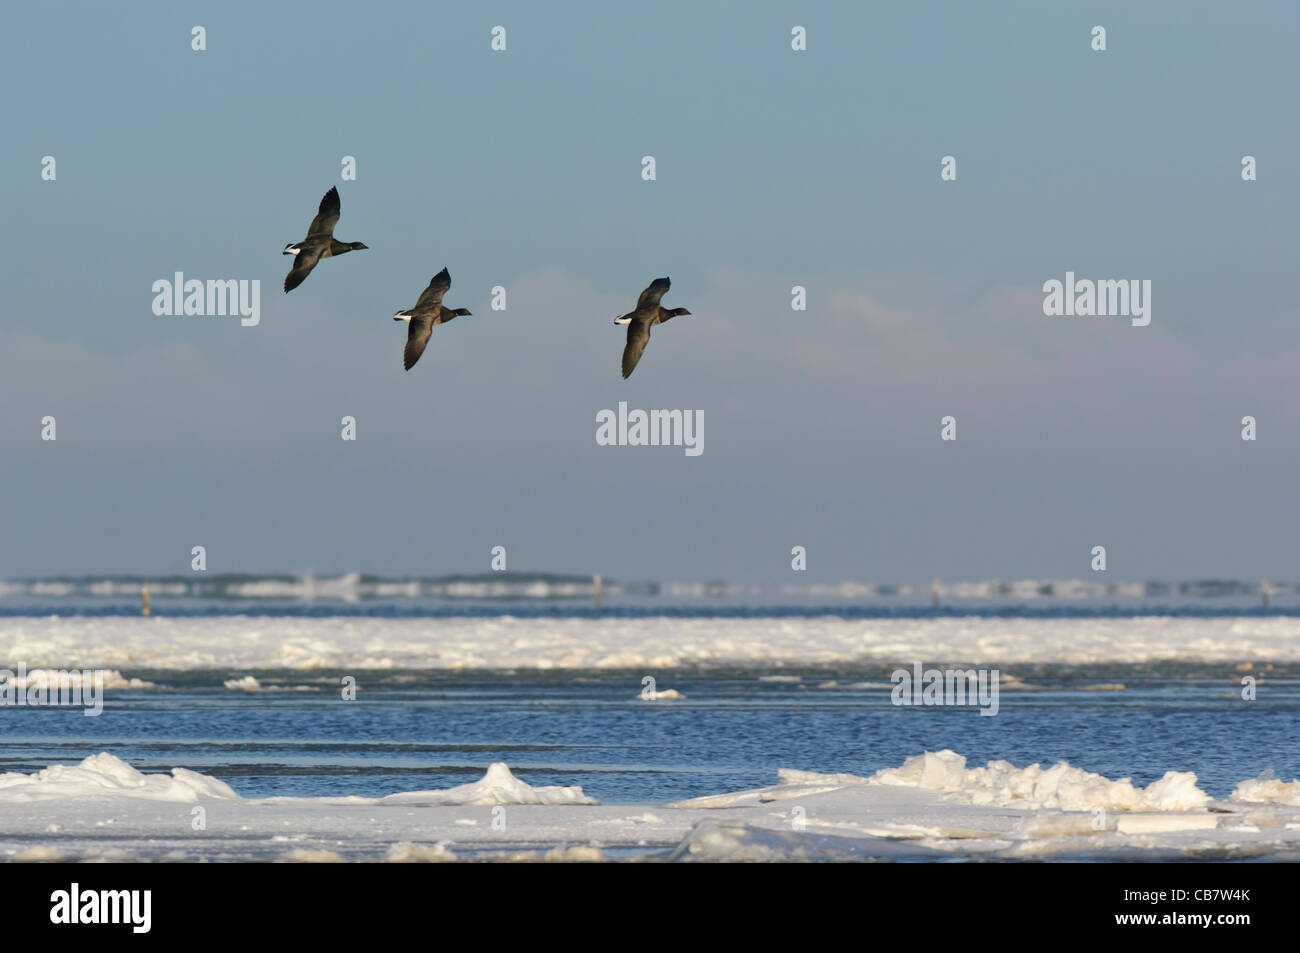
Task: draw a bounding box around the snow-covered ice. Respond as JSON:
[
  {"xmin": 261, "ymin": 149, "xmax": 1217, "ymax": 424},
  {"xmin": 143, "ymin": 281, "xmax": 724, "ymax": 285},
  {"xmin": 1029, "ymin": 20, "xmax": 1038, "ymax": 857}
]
[
  {"xmin": 2, "ymin": 750, "xmax": 1298, "ymax": 862},
  {"xmin": 1231, "ymin": 772, "xmax": 1300, "ymax": 807},
  {"xmin": 2, "ymin": 615, "xmax": 1294, "ymax": 860},
  {"xmin": 0, "ymin": 753, "xmax": 238, "ymax": 803},
  {"xmin": 865, "ymin": 750, "xmax": 1211, "ymax": 812},
  {"xmin": 3, "ymin": 614, "xmax": 1300, "ymax": 671},
  {"xmin": 0, "ymin": 668, "xmax": 154, "ymax": 690},
  {"xmin": 370, "ymin": 763, "xmax": 597, "ymax": 807}
]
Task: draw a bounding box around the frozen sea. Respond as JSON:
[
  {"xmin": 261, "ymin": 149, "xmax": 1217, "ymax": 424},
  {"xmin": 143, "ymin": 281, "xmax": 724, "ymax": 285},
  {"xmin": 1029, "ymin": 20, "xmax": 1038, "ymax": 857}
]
[{"xmin": 1, "ymin": 589, "xmax": 1297, "ymax": 807}]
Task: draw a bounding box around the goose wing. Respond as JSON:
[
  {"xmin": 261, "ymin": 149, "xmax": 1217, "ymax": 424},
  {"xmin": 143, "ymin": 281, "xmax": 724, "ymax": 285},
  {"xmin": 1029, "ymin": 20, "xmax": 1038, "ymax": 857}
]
[
  {"xmin": 621, "ymin": 317, "xmax": 651, "ymax": 379},
  {"xmin": 415, "ymin": 268, "xmax": 451, "ymax": 311},
  {"xmin": 284, "ymin": 245, "xmax": 323, "ymax": 293},
  {"xmin": 635, "ymin": 276, "xmax": 671, "ymax": 312},
  {"xmin": 404, "ymin": 313, "xmax": 434, "ymax": 371},
  {"xmin": 306, "ymin": 186, "xmax": 341, "ymax": 238}
]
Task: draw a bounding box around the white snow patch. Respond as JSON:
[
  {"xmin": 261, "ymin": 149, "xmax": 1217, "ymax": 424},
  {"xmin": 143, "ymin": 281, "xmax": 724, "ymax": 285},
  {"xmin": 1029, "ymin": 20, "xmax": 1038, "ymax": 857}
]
[
  {"xmin": 1014, "ymin": 812, "xmax": 1114, "ymax": 837},
  {"xmin": 1231, "ymin": 772, "xmax": 1300, "ymax": 807},
  {"xmin": 667, "ymin": 819, "xmax": 937, "ymax": 862},
  {"xmin": 1113, "ymin": 814, "xmax": 1221, "ymax": 834},
  {"xmin": 14, "ymin": 845, "xmax": 70, "ymax": 862},
  {"xmin": 870, "ymin": 751, "xmax": 1211, "ymax": 812},
  {"xmin": 222, "ymin": 675, "xmax": 314, "ymax": 692},
  {"xmin": 668, "ymin": 768, "xmax": 870, "ymax": 809},
  {"xmin": 541, "ymin": 845, "xmax": 606, "ymax": 862},
  {"xmin": 7, "ymin": 614, "xmax": 1300, "ymax": 670},
  {"xmin": 384, "ymin": 842, "xmax": 457, "ymax": 863},
  {"xmin": 4, "ymin": 750, "xmax": 1298, "ymax": 862},
  {"xmin": 4, "ymin": 669, "xmax": 154, "ymax": 690},
  {"xmin": 0, "ymin": 753, "xmax": 238, "ymax": 803},
  {"xmin": 378, "ymin": 763, "xmax": 598, "ymax": 807},
  {"xmin": 276, "ymin": 847, "xmax": 345, "ymax": 863}
]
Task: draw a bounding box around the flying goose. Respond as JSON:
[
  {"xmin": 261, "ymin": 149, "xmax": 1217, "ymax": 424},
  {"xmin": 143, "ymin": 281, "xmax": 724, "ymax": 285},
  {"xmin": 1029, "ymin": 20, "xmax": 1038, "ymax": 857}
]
[
  {"xmin": 393, "ymin": 267, "xmax": 471, "ymax": 371},
  {"xmin": 283, "ymin": 186, "xmax": 368, "ymax": 292},
  {"xmin": 614, "ymin": 276, "xmax": 692, "ymax": 379}
]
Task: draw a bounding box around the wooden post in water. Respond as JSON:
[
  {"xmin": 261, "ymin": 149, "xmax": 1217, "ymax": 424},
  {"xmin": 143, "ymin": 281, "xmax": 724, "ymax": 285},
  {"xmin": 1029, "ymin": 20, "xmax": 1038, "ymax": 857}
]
[
  {"xmin": 931, "ymin": 576, "xmax": 940, "ymax": 609},
  {"xmin": 141, "ymin": 582, "xmax": 151, "ymax": 617},
  {"xmin": 593, "ymin": 573, "xmax": 603, "ymax": 611},
  {"xmin": 1261, "ymin": 578, "xmax": 1270, "ymax": 610}
]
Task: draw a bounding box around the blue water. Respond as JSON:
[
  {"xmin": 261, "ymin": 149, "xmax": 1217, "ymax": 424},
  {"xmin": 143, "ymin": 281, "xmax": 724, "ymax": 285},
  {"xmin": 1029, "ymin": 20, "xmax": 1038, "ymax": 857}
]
[{"xmin": 1, "ymin": 664, "xmax": 1294, "ymax": 804}]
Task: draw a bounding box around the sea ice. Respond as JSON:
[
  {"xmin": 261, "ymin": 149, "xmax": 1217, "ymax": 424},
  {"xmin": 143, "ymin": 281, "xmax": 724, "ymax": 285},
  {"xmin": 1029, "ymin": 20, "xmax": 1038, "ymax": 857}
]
[
  {"xmin": 6, "ymin": 614, "xmax": 1300, "ymax": 671},
  {"xmin": 376, "ymin": 763, "xmax": 598, "ymax": 807},
  {"xmin": 1, "ymin": 751, "xmax": 1297, "ymax": 862},
  {"xmin": 1231, "ymin": 772, "xmax": 1300, "ymax": 807},
  {"xmin": 0, "ymin": 753, "xmax": 238, "ymax": 803}
]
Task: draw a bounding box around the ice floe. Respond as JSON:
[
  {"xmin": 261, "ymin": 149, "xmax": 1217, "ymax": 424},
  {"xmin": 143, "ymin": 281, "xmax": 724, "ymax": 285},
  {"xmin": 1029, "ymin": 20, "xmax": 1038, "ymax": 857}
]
[
  {"xmin": 666, "ymin": 819, "xmax": 944, "ymax": 862},
  {"xmin": 221, "ymin": 675, "xmax": 316, "ymax": 692},
  {"xmin": 376, "ymin": 763, "xmax": 598, "ymax": 807},
  {"xmin": 1231, "ymin": 771, "xmax": 1300, "ymax": 807},
  {"xmin": 1, "ymin": 751, "xmax": 1298, "ymax": 861},
  {"xmin": 0, "ymin": 753, "xmax": 237, "ymax": 803},
  {"xmin": 5, "ymin": 614, "xmax": 1300, "ymax": 670},
  {"xmin": 383, "ymin": 842, "xmax": 457, "ymax": 863},
  {"xmin": 1, "ymin": 668, "xmax": 154, "ymax": 690},
  {"xmin": 869, "ymin": 750, "xmax": 1212, "ymax": 812}
]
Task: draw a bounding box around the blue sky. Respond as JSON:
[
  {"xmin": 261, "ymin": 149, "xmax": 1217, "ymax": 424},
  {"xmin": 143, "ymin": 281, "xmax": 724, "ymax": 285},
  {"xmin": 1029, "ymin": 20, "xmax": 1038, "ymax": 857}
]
[{"xmin": 0, "ymin": 1, "xmax": 1296, "ymax": 582}]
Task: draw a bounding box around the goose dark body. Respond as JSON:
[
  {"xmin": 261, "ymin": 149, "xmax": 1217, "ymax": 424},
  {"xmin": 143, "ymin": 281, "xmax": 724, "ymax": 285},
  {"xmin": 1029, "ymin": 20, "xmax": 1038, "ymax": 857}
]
[
  {"xmin": 393, "ymin": 267, "xmax": 472, "ymax": 371},
  {"xmin": 283, "ymin": 186, "xmax": 368, "ymax": 293},
  {"xmin": 614, "ymin": 276, "xmax": 692, "ymax": 379}
]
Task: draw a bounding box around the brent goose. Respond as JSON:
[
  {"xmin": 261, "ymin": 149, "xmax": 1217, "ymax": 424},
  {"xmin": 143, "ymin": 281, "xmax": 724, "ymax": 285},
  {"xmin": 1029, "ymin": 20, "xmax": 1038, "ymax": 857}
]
[
  {"xmin": 614, "ymin": 276, "xmax": 692, "ymax": 379},
  {"xmin": 393, "ymin": 267, "xmax": 471, "ymax": 371},
  {"xmin": 283, "ymin": 186, "xmax": 368, "ymax": 292}
]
